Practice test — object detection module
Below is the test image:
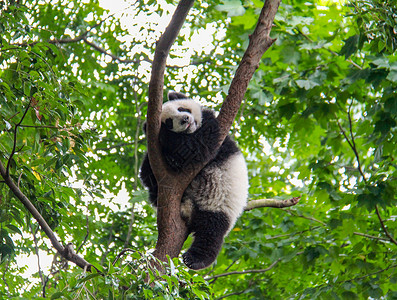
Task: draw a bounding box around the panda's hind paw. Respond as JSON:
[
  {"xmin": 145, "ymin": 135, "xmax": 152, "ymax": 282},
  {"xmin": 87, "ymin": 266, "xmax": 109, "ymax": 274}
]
[{"xmin": 182, "ymin": 251, "xmax": 211, "ymax": 270}]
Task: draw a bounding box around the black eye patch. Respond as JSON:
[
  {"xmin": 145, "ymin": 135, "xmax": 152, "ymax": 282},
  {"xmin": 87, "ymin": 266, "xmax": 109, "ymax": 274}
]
[
  {"xmin": 165, "ymin": 118, "xmax": 173, "ymax": 129},
  {"xmin": 178, "ymin": 107, "xmax": 191, "ymax": 113}
]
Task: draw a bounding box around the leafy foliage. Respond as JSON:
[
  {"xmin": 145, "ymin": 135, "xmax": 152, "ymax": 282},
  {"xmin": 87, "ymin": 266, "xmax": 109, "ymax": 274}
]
[{"xmin": 1, "ymin": 0, "xmax": 397, "ymax": 299}]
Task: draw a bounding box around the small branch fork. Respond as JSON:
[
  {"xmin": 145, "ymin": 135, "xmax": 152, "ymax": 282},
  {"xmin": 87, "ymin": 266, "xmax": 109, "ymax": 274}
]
[
  {"xmin": 6, "ymin": 99, "xmax": 32, "ymax": 177},
  {"xmin": 205, "ymin": 258, "xmax": 282, "ymax": 281},
  {"xmin": 336, "ymin": 102, "xmax": 397, "ymax": 246},
  {"xmin": 0, "ymin": 102, "xmax": 91, "ymax": 271}
]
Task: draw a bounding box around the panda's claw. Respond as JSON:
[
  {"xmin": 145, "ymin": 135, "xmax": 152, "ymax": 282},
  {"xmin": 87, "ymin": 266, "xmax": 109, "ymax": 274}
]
[{"xmin": 182, "ymin": 251, "xmax": 211, "ymax": 270}]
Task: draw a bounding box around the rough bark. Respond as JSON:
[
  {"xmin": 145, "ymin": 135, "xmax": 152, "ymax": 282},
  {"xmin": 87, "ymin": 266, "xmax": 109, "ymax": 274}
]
[
  {"xmin": 245, "ymin": 197, "xmax": 301, "ymax": 211},
  {"xmin": 147, "ymin": 0, "xmax": 195, "ymax": 261}
]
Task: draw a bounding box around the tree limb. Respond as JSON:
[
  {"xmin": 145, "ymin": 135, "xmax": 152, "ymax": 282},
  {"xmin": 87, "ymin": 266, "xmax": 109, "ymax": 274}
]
[
  {"xmin": 353, "ymin": 231, "xmax": 389, "ymax": 242},
  {"xmin": 6, "ymin": 99, "xmax": 31, "ymax": 177},
  {"xmin": 217, "ymin": 0, "xmax": 280, "ymax": 140},
  {"xmin": 245, "ymin": 196, "xmax": 300, "ymax": 211},
  {"xmin": 205, "ymin": 258, "xmax": 281, "ymax": 281},
  {"xmin": 375, "ymin": 206, "xmax": 397, "ymax": 246},
  {"xmin": 0, "ymin": 160, "xmax": 91, "ymax": 270}
]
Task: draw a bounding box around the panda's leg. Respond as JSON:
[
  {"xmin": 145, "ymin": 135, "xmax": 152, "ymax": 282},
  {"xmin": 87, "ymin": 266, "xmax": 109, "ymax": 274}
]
[{"xmin": 182, "ymin": 209, "xmax": 230, "ymax": 270}]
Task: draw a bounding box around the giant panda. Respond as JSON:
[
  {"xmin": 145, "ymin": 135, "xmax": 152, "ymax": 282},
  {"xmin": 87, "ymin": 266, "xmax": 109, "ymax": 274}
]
[{"xmin": 139, "ymin": 91, "xmax": 248, "ymax": 270}]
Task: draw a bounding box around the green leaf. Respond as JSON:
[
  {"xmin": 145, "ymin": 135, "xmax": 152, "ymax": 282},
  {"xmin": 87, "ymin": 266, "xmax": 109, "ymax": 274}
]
[
  {"xmin": 5, "ymin": 224, "xmax": 22, "ymax": 235},
  {"xmin": 384, "ymin": 97, "xmax": 397, "ymax": 114},
  {"xmin": 215, "ymin": 0, "xmax": 245, "ymax": 17},
  {"xmin": 51, "ymin": 292, "xmax": 65, "ymax": 299},
  {"xmin": 386, "ymin": 70, "xmax": 397, "ymax": 82},
  {"xmin": 296, "ymin": 79, "xmax": 319, "ymax": 90},
  {"xmin": 340, "ymin": 35, "xmax": 359, "ymax": 59}
]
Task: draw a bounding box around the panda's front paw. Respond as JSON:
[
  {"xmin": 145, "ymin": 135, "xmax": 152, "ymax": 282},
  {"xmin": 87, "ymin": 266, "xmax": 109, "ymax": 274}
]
[{"xmin": 182, "ymin": 251, "xmax": 211, "ymax": 270}]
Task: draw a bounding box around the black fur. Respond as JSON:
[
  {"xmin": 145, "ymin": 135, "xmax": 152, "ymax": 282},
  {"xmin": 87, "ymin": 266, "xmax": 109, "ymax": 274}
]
[
  {"xmin": 139, "ymin": 96, "xmax": 242, "ymax": 269},
  {"xmin": 159, "ymin": 109, "xmax": 220, "ymax": 172},
  {"xmin": 168, "ymin": 91, "xmax": 189, "ymax": 100},
  {"xmin": 182, "ymin": 209, "xmax": 230, "ymax": 270}
]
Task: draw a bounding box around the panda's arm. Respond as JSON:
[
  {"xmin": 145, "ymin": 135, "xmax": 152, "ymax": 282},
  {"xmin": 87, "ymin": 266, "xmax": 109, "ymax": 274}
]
[
  {"xmin": 160, "ymin": 111, "xmax": 220, "ymax": 172},
  {"xmin": 139, "ymin": 154, "xmax": 158, "ymax": 206}
]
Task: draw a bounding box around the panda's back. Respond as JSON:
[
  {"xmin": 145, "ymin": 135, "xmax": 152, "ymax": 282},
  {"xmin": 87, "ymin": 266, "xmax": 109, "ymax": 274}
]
[{"xmin": 181, "ymin": 136, "xmax": 248, "ymax": 230}]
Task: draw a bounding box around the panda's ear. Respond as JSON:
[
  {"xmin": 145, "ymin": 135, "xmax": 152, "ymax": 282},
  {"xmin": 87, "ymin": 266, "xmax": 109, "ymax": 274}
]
[
  {"xmin": 142, "ymin": 121, "xmax": 147, "ymax": 134},
  {"xmin": 168, "ymin": 91, "xmax": 188, "ymax": 101}
]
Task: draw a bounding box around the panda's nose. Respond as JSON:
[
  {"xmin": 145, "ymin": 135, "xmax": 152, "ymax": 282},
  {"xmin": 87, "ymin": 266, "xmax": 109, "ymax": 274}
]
[{"xmin": 181, "ymin": 115, "xmax": 189, "ymax": 125}]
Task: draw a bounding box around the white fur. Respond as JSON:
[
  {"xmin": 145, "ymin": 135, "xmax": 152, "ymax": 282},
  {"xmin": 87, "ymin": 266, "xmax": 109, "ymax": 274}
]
[
  {"xmin": 181, "ymin": 153, "xmax": 248, "ymax": 232},
  {"xmin": 163, "ymin": 98, "xmax": 248, "ymax": 234},
  {"xmin": 161, "ymin": 100, "xmax": 202, "ymax": 133}
]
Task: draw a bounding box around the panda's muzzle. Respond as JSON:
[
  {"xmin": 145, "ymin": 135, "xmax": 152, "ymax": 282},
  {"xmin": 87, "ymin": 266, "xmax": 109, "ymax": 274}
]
[{"xmin": 180, "ymin": 115, "xmax": 190, "ymax": 126}]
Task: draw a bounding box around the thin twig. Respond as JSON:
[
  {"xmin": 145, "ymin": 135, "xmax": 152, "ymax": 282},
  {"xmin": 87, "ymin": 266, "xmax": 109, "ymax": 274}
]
[
  {"xmin": 285, "ymin": 210, "xmax": 327, "ymax": 226},
  {"xmin": 76, "ymin": 215, "xmax": 90, "ymax": 254},
  {"xmin": 335, "ymin": 119, "xmax": 366, "ymax": 181},
  {"xmin": 100, "ymin": 223, "xmax": 114, "ymax": 265},
  {"xmin": 266, "ymin": 226, "xmax": 322, "ymax": 240},
  {"xmin": 29, "ymin": 224, "xmax": 46, "ymax": 297},
  {"xmin": 301, "ymin": 263, "xmax": 397, "ymax": 298},
  {"xmin": 353, "ymin": 231, "xmax": 389, "ymax": 242},
  {"xmin": 375, "ymin": 206, "xmax": 397, "ymax": 246},
  {"xmin": 113, "ymin": 248, "xmax": 136, "ymax": 266},
  {"xmin": 2, "ymin": 259, "xmax": 10, "ymax": 298},
  {"xmin": 82, "ymin": 37, "xmax": 141, "ymax": 64},
  {"xmin": 208, "ymin": 258, "xmax": 239, "ymax": 284},
  {"xmin": 95, "ymin": 141, "xmax": 139, "ymax": 152},
  {"xmin": 217, "ymin": 289, "xmax": 248, "ymax": 300},
  {"xmin": 346, "ymin": 103, "xmax": 366, "ymax": 182},
  {"xmin": 343, "ymin": 263, "xmax": 397, "ymax": 283},
  {"xmin": 294, "ymin": 27, "xmax": 362, "ymax": 70},
  {"xmin": 6, "ymin": 99, "xmax": 32, "ymax": 176},
  {"xmin": 206, "ymin": 258, "xmax": 281, "ymax": 281}
]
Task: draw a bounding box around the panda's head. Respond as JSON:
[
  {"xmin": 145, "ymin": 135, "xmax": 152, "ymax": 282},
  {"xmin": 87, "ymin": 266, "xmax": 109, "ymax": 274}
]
[{"xmin": 161, "ymin": 92, "xmax": 202, "ymax": 134}]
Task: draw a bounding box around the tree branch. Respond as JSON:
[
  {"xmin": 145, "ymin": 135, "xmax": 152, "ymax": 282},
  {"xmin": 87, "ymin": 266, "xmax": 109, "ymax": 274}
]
[
  {"xmin": 285, "ymin": 210, "xmax": 327, "ymax": 226},
  {"xmin": 336, "ymin": 106, "xmax": 397, "ymax": 246},
  {"xmin": 146, "ymin": 0, "xmax": 281, "ymax": 263},
  {"xmin": 206, "ymin": 258, "xmax": 281, "ymax": 281},
  {"xmin": 353, "ymin": 231, "xmax": 389, "ymax": 242},
  {"xmin": 81, "ymin": 37, "xmax": 141, "ymax": 64},
  {"xmin": 244, "ymin": 196, "xmax": 300, "ymax": 211},
  {"xmin": 76, "ymin": 215, "xmax": 90, "ymax": 254},
  {"xmin": 217, "ymin": 289, "xmax": 248, "ymax": 300},
  {"xmin": 29, "ymin": 224, "xmax": 46, "ymax": 297},
  {"xmin": 217, "ymin": 0, "xmax": 280, "ymax": 140},
  {"xmin": 6, "ymin": 99, "xmax": 31, "ymax": 177},
  {"xmin": 375, "ymin": 206, "xmax": 397, "ymax": 246},
  {"xmin": 294, "ymin": 27, "xmax": 362, "ymax": 70},
  {"xmin": 0, "ymin": 160, "xmax": 91, "ymax": 270}
]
